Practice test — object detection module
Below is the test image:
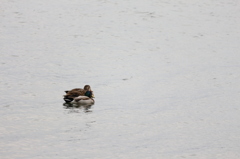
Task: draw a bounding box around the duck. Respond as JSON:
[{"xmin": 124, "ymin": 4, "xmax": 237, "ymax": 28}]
[{"xmin": 63, "ymin": 85, "xmax": 95, "ymax": 105}]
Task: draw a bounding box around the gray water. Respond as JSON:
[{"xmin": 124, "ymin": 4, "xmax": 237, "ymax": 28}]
[{"xmin": 1, "ymin": 0, "xmax": 240, "ymax": 158}]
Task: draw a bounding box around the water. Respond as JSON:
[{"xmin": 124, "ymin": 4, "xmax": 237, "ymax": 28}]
[{"xmin": 1, "ymin": 0, "xmax": 240, "ymax": 158}]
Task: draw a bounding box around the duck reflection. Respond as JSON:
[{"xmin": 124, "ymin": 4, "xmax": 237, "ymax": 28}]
[{"xmin": 63, "ymin": 102, "xmax": 93, "ymax": 113}]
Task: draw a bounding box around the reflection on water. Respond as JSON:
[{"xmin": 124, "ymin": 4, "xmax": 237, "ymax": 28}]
[{"xmin": 63, "ymin": 103, "xmax": 93, "ymax": 113}]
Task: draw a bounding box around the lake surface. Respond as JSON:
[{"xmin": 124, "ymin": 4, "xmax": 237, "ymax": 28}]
[{"xmin": 1, "ymin": 0, "xmax": 240, "ymax": 158}]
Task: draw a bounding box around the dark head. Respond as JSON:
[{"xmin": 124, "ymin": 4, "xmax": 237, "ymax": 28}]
[{"xmin": 84, "ymin": 85, "xmax": 91, "ymax": 91}]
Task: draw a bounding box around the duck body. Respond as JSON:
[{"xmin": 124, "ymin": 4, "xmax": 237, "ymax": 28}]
[
  {"xmin": 72, "ymin": 96, "xmax": 95, "ymax": 105},
  {"xmin": 63, "ymin": 88, "xmax": 95, "ymax": 105},
  {"xmin": 63, "ymin": 88, "xmax": 86, "ymax": 103}
]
